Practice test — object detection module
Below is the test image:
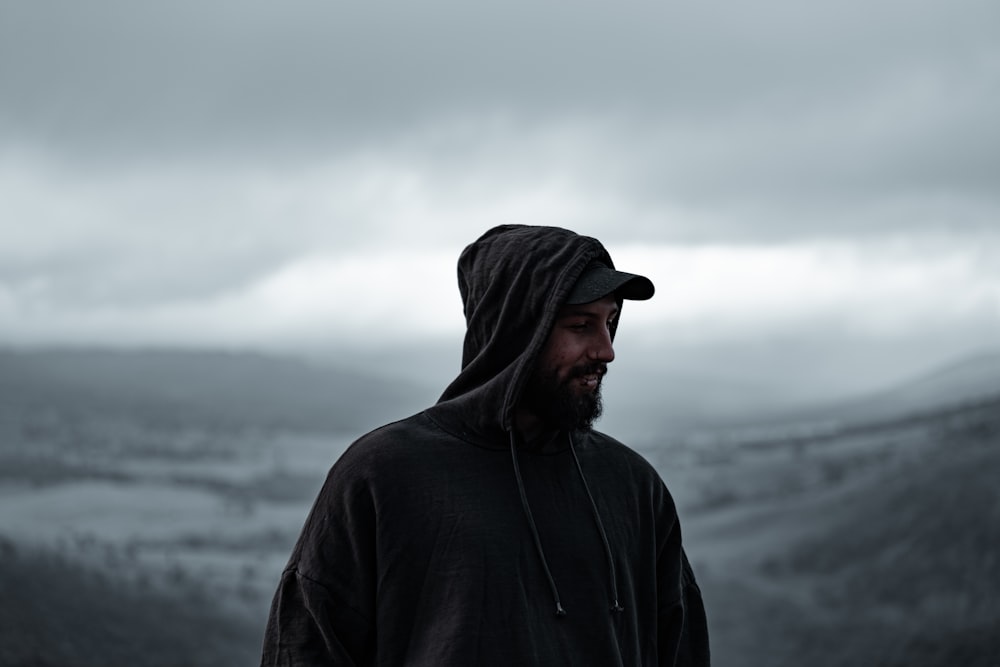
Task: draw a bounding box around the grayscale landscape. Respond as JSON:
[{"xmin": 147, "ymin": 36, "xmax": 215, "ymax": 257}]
[
  {"xmin": 1, "ymin": 346, "xmax": 997, "ymax": 666},
  {"xmin": 3, "ymin": 3, "xmax": 998, "ymax": 664}
]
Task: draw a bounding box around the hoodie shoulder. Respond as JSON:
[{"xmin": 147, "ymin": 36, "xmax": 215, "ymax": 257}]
[
  {"xmin": 575, "ymin": 429, "xmax": 680, "ymax": 511},
  {"xmin": 580, "ymin": 429, "xmax": 664, "ymax": 475},
  {"xmin": 335, "ymin": 412, "xmax": 454, "ymax": 469}
]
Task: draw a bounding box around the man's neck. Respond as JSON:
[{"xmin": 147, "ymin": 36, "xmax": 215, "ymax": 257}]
[
  {"xmin": 513, "ymin": 407, "xmax": 559, "ymax": 444},
  {"xmin": 513, "ymin": 406, "xmax": 539, "ymax": 435}
]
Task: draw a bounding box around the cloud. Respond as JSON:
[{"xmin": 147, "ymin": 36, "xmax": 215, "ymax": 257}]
[
  {"xmin": 1, "ymin": 0, "xmax": 998, "ymax": 393},
  {"xmin": 614, "ymin": 239, "xmax": 1000, "ymax": 342},
  {"xmin": 4, "ymin": 222, "xmax": 997, "ymax": 355},
  {"xmin": 3, "ymin": 0, "xmax": 997, "ymax": 237},
  {"xmin": 0, "ymin": 248, "xmax": 466, "ymax": 349},
  {"xmin": 0, "ymin": 143, "xmax": 613, "ymax": 309},
  {"xmin": 3, "ymin": 0, "xmax": 997, "ymax": 171}
]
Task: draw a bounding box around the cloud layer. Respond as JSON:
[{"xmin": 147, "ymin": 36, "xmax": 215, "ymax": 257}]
[{"xmin": 2, "ymin": 0, "xmax": 998, "ymax": 396}]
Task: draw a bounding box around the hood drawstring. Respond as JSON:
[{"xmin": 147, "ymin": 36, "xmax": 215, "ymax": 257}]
[
  {"xmin": 510, "ymin": 430, "xmax": 566, "ymax": 617},
  {"xmin": 569, "ymin": 433, "xmax": 625, "ymax": 613},
  {"xmin": 509, "ymin": 430, "xmax": 624, "ymax": 617}
]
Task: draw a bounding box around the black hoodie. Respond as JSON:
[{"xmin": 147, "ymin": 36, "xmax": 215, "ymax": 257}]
[{"xmin": 260, "ymin": 225, "xmax": 710, "ymax": 666}]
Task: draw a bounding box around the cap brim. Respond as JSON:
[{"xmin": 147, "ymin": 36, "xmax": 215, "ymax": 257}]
[{"xmin": 566, "ymin": 266, "xmax": 655, "ymax": 305}]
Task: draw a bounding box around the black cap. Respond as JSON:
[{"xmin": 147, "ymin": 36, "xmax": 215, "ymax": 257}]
[{"xmin": 566, "ymin": 262, "xmax": 655, "ymax": 305}]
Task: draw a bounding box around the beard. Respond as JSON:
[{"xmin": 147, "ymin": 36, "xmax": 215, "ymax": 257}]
[{"xmin": 520, "ymin": 361, "xmax": 606, "ymax": 431}]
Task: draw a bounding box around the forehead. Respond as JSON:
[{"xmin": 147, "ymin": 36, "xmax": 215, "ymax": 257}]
[{"xmin": 555, "ymin": 294, "xmax": 619, "ymax": 318}]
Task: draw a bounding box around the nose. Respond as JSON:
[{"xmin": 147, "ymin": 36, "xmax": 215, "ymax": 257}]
[{"xmin": 589, "ymin": 328, "xmax": 615, "ymax": 364}]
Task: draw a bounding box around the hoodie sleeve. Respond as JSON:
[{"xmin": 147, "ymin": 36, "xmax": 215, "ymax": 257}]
[
  {"xmin": 260, "ymin": 457, "xmax": 378, "ymax": 667},
  {"xmin": 656, "ymin": 493, "xmax": 711, "ymax": 667},
  {"xmin": 671, "ymin": 550, "xmax": 711, "ymax": 667},
  {"xmin": 260, "ymin": 568, "xmax": 371, "ymax": 666}
]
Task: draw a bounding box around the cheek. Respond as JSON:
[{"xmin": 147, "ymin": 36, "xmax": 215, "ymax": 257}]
[
  {"xmin": 550, "ymin": 348, "xmax": 586, "ymax": 378},
  {"xmin": 537, "ymin": 332, "xmax": 587, "ymax": 376}
]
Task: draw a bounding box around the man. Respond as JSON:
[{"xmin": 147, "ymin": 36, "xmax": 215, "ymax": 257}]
[{"xmin": 261, "ymin": 225, "xmax": 710, "ymax": 666}]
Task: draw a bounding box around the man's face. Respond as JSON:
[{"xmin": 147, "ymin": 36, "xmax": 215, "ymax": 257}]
[{"xmin": 520, "ymin": 295, "xmax": 619, "ymax": 431}]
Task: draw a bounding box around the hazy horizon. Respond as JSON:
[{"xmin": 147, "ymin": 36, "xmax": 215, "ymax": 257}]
[{"xmin": 5, "ymin": 341, "xmax": 999, "ymax": 448}]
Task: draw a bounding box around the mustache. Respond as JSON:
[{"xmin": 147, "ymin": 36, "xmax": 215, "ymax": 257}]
[{"xmin": 569, "ymin": 363, "xmax": 608, "ymax": 379}]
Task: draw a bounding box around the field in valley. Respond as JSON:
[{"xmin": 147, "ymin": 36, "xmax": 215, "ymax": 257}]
[
  {"xmin": 1, "ymin": 349, "xmax": 998, "ymax": 666},
  {"xmin": 663, "ymin": 397, "xmax": 1000, "ymax": 667}
]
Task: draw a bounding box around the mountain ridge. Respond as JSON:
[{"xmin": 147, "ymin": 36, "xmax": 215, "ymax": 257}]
[{"xmin": 0, "ymin": 346, "xmax": 435, "ymax": 434}]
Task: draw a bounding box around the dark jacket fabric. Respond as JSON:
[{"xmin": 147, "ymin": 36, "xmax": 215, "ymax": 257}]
[{"xmin": 260, "ymin": 225, "xmax": 710, "ymax": 666}]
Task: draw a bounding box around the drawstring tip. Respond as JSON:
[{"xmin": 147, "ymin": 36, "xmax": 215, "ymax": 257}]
[
  {"xmin": 611, "ymin": 600, "xmax": 624, "ymax": 613},
  {"xmin": 555, "ymin": 602, "xmax": 567, "ymax": 617}
]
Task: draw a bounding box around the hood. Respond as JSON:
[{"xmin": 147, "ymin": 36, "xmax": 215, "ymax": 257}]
[
  {"xmin": 427, "ymin": 225, "xmax": 616, "ymax": 445},
  {"xmin": 426, "ymin": 224, "xmax": 632, "ymax": 618}
]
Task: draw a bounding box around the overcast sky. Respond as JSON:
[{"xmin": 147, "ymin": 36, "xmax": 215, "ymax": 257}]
[{"xmin": 1, "ymin": 1, "xmax": 998, "ymax": 405}]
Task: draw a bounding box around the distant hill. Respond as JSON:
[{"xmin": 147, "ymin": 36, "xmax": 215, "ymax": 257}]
[
  {"xmin": 797, "ymin": 349, "xmax": 1000, "ymax": 427},
  {"xmin": 0, "ymin": 347, "xmax": 435, "ymax": 434},
  {"xmin": 688, "ymin": 394, "xmax": 1000, "ymax": 667},
  {"xmin": 862, "ymin": 349, "xmax": 1000, "ymax": 411},
  {"xmin": 693, "ymin": 349, "xmax": 1000, "ymax": 438},
  {"xmin": 0, "ymin": 538, "xmax": 261, "ymax": 667}
]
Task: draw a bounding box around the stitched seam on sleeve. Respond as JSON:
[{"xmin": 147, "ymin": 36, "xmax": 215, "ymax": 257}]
[{"xmin": 291, "ymin": 567, "xmax": 372, "ymax": 624}]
